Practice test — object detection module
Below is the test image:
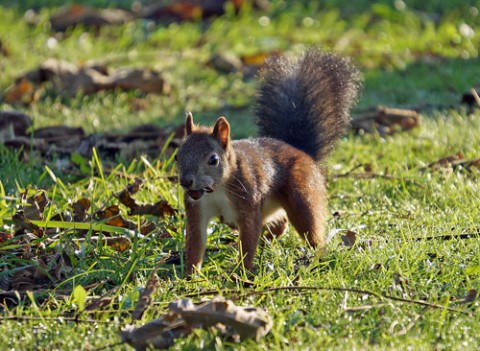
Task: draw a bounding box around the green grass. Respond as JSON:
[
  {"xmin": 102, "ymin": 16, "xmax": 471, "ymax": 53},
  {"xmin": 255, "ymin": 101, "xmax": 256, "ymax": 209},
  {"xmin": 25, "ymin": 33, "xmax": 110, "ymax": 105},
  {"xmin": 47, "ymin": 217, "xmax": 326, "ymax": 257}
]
[{"xmin": 1, "ymin": 1, "xmax": 480, "ymax": 350}]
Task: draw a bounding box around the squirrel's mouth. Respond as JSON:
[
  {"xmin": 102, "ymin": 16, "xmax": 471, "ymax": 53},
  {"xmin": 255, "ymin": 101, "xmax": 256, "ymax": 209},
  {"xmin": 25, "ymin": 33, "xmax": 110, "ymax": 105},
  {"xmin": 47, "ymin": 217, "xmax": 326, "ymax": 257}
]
[{"xmin": 186, "ymin": 186, "xmax": 213, "ymax": 200}]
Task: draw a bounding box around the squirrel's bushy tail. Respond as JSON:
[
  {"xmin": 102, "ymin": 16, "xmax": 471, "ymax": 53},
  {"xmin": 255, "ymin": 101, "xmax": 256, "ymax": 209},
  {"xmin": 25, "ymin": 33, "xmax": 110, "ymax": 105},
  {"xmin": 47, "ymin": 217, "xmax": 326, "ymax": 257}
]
[{"xmin": 255, "ymin": 49, "xmax": 361, "ymax": 161}]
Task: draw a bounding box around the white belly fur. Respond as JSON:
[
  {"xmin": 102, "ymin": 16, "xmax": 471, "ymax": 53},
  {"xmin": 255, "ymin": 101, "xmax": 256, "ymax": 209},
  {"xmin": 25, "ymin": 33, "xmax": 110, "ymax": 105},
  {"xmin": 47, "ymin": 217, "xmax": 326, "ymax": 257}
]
[
  {"xmin": 200, "ymin": 187, "xmax": 237, "ymax": 226},
  {"xmin": 199, "ymin": 188, "xmax": 287, "ymax": 228}
]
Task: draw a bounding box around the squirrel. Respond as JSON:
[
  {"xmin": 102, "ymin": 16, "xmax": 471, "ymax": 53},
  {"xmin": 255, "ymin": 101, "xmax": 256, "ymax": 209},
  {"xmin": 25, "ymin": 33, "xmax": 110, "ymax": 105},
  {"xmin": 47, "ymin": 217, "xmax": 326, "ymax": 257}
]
[{"xmin": 176, "ymin": 49, "xmax": 361, "ymax": 275}]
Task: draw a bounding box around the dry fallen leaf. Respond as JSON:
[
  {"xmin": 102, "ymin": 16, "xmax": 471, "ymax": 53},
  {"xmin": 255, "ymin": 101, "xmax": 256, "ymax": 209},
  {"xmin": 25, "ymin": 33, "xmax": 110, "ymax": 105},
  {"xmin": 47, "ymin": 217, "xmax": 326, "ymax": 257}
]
[
  {"xmin": 21, "ymin": 190, "xmax": 49, "ymax": 221},
  {"xmin": 121, "ymin": 311, "xmax": 187, "ymax": 351},
  {"xmin": 341, "ymin": 230, "xmax": 357, "ymax": 247},
  {"xmin": 96, "ymin": 205, "xmax": 137, "ymax": 229},
  {"xmin": 117, "ymin": 182, "xmax": 177, "ymax": 218},
  {"xmin": 0, "ymin": 111, "xmax": 32, "ymax": 139},
  {"xmin": 49, "ymin": 4, "xmax": 134, "ymax": 31},
  {"xmin": 121, "ymin": 297, "xmax": 272, "ymax": 350},
  {"xmin": 208, "ymin": 53, "xmax": 244, "ymax": 73},
  {"xmin": 0, "ymin": 232, "xmax": 13, "ymax": 244},
  {"xmin": 131, "ymin": 270, "xmax": 160, "ymax": 321},
  {"xmin": 4, "ymin": 78, "xmax": 35, "ymax": 104},
  {"xmin": 129, "ymin": 200, "xmax": 177, "ymax": 218},
  {"xmin": 420, "ymin": 152, "xmax": 480, "ymax": 175},
  {"xmin": 12, "ymin": 211, "xmax": 44, "ymax": 238},
  {"xmin": 71, "ymin": 198, "xmax": 92, "ymax": 222},
  {"xmin": 74, "ymin": 236, "xmax": 131, "ymax": 252},
  {"xmin": 352, "ymin": 106, "xmax": 421, "ymax": 135},
  {"xmin": 11, "ymin": 59, "xmax": 168, "ymax": 99}
]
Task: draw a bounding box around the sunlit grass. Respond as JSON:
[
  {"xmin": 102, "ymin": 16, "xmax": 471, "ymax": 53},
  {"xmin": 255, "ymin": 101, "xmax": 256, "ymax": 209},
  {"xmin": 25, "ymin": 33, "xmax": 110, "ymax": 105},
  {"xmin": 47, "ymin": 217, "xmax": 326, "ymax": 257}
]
[{"xmin": 0, "ymin": 1, "xmax": 479, "ymax": 350}]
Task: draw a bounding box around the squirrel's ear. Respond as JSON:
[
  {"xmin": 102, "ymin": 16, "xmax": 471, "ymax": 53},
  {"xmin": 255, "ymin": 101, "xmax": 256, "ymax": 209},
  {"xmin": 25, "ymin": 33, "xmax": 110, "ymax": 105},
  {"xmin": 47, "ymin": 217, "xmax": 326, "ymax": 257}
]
[
  {"xmin": 185, "ymin": 112, "xmax": 194, "ymax": 136},
  {"xmin": 212, "ymin": 116, "xmax": 230, "ymax": 150}
]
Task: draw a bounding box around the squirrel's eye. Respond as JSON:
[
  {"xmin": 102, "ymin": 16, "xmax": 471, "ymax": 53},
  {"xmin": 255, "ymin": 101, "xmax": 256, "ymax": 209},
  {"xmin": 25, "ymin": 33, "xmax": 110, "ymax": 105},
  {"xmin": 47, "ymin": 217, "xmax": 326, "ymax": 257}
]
[
  {"xmin": 207, "ymin": 154, "xmax": 219, "ymax": 166},
  {"xmin": 174, "ymin": 154, "xmax": 178, "ymax": 161}
]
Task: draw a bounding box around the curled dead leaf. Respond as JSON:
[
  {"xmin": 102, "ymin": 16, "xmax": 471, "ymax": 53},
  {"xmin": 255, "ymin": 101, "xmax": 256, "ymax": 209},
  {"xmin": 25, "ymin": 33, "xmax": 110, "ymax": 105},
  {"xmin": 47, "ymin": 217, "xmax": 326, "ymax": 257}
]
[
  {"xmin": 0, "ymin": 111, "xmax": 32, "ymax": 139},
  {"xmin": 74, "ymin": 236, "xmax": 131, "ymax": 252},
  {"xmin": 11, "ymin": 59, "xmax": 168, "ymax": 100},
  {"xmin": 21, "ymin": 190, "xmax": 49, "ymax": 221},
  {"xmin": 121, "ymin": 297, "xmax": 272, "ymax": 350},
  {"xmin": 420, "ymin": 152, "xmax": 480, "ymax": 175},
  {"xmin": 117, "ymin": 181, "xmax": 177, "ymax": 218},
  {"xmin": 129, "ymin": 200, "xmax": 177, "ymax": 218},
  {"xmin": 341, "ymin": 230, "xmax": 357, "ymax": 247},
  {"xmin": 352, "ymin": 106, "xmax": 421, "ymax": 135},
  {"xmin": 4, "ymin": 78, "xmax": 36, "ymax": 104},
  {"xmin": 121, "ymin": 312, "xmax": 187, "ymax": 350},
  {"xmin": 49, "ymin": 4, "xmax": 134, "ymax": 32},
  {"xmin": 131, "ymin": 270, "xmax": 160, "ymax": 321},
  {"xmin": 0, "ymin": 232, "xmax": 13, "ymax": 242},
  {"xmin": 96, "ymin": 205, "xmax": 136, "ymax": 229},
  {"xmin": 71, "ymin": 198, "xmax": 92, "ymax": 222},
  {"xmin": 12, "ymin": 211, "xmax": 44, "ymax": 238}
]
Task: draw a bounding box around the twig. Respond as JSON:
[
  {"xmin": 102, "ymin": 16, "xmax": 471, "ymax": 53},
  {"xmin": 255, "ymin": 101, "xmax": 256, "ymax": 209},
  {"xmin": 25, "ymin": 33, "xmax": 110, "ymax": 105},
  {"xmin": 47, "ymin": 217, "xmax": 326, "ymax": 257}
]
[
  {"xmin": 344, "ymin": 303, "xmax": 388, "ymax": 312},
  {"xmin": 1, "ymin": 315, "xmax": 117, "ymax": 324},
  {"xmin": 0, "ymin": 282, "xmax": 103, "ymax": 301},
  {"xmin": 334, "ymin": 172, "xmax": 401, "ymax": 180},
  {"xmin": 131, "ymin": 264, "xmax": 162, "ymax": 321},
  {"xmin": 185, "ymin": 286, "xmax": 472, "ymax": 315},
  {"xmin": 412, "ymin": 232, "xmax": 479, "ymax": 241}
]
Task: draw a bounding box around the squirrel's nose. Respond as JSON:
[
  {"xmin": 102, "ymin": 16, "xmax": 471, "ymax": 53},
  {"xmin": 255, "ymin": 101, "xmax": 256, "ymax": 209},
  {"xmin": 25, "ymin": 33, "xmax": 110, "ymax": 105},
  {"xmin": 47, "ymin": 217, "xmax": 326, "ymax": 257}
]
[{"xmin": 180, "ymin": 175, "xmax": 194, "ymax": 188}]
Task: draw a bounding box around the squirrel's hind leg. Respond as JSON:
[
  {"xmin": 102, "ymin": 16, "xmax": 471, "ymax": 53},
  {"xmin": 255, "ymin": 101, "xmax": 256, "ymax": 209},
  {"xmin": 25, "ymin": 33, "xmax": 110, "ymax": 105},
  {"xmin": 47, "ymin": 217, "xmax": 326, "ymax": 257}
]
[{"xmin": 280, "ymin": 172, "xmax": 328, "ymax": 249}]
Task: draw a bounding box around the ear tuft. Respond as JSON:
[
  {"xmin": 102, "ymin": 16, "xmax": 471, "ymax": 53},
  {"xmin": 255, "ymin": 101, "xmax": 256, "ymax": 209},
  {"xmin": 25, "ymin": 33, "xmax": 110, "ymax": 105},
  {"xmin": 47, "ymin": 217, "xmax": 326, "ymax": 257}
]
[
  {"xmin": 185, "ymin": 112, "xmax": 194, "ymax": 136},
  {"xmin": 212, "ymin": 116, "xmax": 230, "ymax": 150}
]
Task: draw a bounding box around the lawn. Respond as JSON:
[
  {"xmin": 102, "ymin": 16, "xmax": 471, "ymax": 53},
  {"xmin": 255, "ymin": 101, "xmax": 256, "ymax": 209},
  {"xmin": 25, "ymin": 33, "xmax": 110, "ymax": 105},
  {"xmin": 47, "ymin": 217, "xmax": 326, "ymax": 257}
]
[{"xmin": 1, "ymin": 1, "xmax": 480, "ymax": 350}]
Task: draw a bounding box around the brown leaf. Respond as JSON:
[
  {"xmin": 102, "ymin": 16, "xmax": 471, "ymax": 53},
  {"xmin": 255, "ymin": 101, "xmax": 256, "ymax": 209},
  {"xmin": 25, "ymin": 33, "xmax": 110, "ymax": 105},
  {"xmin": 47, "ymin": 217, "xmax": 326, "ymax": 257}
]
[
  {"xmin": 426, "ymin": 151, "xmax": 464, "ymax": 169},
  {"xmin": 49, "ymin": 4, "xmax": 134, "ymax": 32},
  {"xmin": 131, "ymin": 270, "xmax": 160, "ymax": 321},
  {"xmin": 141, "ymin": 2, "xmax": 210, "ymax": 22},
  {"xmin": 170, "ymin": 297, "xmax": 272, "ymax": 340},
  {"xmin": 129, "ymin": 200, "xmax": 177, "ymax": 218},
  {"xmin": 12, "ymin": 211, "xmax": 44, "ymax": 237},
  {"xmin": 21, "ymin": 190, "xmax": 49, "ymax": 221},
  {"xmin": 121, "ymin": 297, "xmax": 272, "ymax": 350},
  {"xmin": 341, "ymin": 230, "xmax": 357, "ymax": 247},
  {"xmin": 117, "ymin": 186, "xmax": 141, "ymax": 212},
  {"xmin": 96, "ymin": 205, "xmax": 136, "ymax": 229},
  {"xmin": 0, "ymin": 111, "xmax": 32, "ymax": 138},
  {"xmin": 419, "ymin": 151, "xmax": 480, "ymax": 175},
  {"xmin": 29, "ymin": 126, "xmax": 86, "ymax": 152},
  {"xmin": 121, "ymin": 311, "xmax": 187, "ymax": 350},
  {"xmin": 85, "ymin": 296, "xmax": 113, "ymax": 311},
  {"xmin": 72, "ymin": 198, "xmax": 92, "ymax": 222},
  {"xmin": 5, "ymin": 78, "xmax": 35, "ymax": 104},
  {"xmin": 75, "ymin": 236, "xmax": 131, "ymax": 252},
  {"xmin": 352, "ymin": 106, "xmax": 421, "ymax": 135},
  {"xmin": 208, "ymin": 53, "xmax": 244, "ymax": 74},
  {"xmin": 106, "ymin": 68, "xmax": 169, "ymax": 94},
  {"xmin": 140, "ymin": 0, "xmax": 268, "ymax": 22},
  {"xmin": 0, "ymin": 232, "xmax": 13, "ymax": 244},
  {"xmin": 13, "ymin": 59, "xmax": 168, "ymax": 98},
  {"xmin": 140, "ymin": 222, "xmax": 157, "ymax": 236},
  {"xmin": 116, "ymin": 181, "xmax": 177, "ymax": 218}
]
